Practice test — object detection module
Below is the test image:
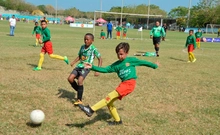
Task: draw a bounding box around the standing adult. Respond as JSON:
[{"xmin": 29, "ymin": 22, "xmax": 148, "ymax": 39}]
[
  {"xmin": 9, "ymin": 15, "xmax": 16, "ymax": 36},
  {"xmin": 162, "ymin": 23, "xmax": 167, "ymax": 41},
  {"xmin": 150, "ymin": 21, "xmax": 166, "ymax": 57},
  {"xmin": 106, "ymin": 21, "xmax": 113, "ymax": 39}
]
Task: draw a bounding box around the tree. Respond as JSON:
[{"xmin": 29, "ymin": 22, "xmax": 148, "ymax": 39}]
[
  {"xmin": 168, "ymin": 6, "xmax": 188, "ymax": 18},
  {"xmin": 37, "ymin": 5, "xmax": 47, "ymax": 14},
  {"xmin": 45, "ymin": 5, "xmax": 55, "ymax": 15}
]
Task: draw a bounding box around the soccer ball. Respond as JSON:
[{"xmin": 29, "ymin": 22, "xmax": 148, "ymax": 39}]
[{"xmin": 30, "ymin": 110, "xmax": 45, "ymax": 124}]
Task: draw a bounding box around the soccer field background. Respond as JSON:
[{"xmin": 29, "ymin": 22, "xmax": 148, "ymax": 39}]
[{"xmin": 0, "ymin": 20, "xmax": 220, "ymax": 134}]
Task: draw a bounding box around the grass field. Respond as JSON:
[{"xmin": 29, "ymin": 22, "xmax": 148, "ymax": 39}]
[{"xmin": 0, "ymin": 20, "xmax": 220, "ymax": 135}]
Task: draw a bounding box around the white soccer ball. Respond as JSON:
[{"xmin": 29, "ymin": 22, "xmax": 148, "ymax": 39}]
[{"xmin": 30, "ymin": 110, "xmax": 45, "ymax": 124}]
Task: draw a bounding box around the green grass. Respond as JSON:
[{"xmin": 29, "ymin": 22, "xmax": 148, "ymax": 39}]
[{"xmin": 0, "ymin": 20, "xmax": 220, "ymax": 134}]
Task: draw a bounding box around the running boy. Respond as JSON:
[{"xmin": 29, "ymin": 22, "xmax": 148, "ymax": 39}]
[
  {"xmin": 32, "ymin": 22, "xmax": 42, "ymax": 46},
  {"xmin": 150, "ymin": 21, "xmax": 166, "ymax": 57},
  {"xmin": 115, "ymin": 25, "xmax": 122, "ymax": 40},
  {"xmin": 79, "ymin": 42, "xmax": 159, "ymax": 125},
  {"xmin": 68, "ymin": 33, "xmax": 102, "ymax": 105},
  {"xmin": 33, "ymin": 20, "xmax": 69, "ymax": 71},
  {"xmin": 100, "ymin": 29, "xmax": 106, "ymax": 39},
  {"xmin": 195, "ymin": 28, "xmax": 202, "ymax": 49},
  {"xmin": 185, "ymin": 30, "xmax": 196, "ymax": 63},
  {"xmin": 122, "ymin": 25, "xmax": 127, "ymax": 39}
]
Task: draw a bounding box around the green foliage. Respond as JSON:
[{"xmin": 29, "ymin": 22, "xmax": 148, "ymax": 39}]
[{"xmin": 37, "ymin": 5, "xmax": 47, "ymax": 14}]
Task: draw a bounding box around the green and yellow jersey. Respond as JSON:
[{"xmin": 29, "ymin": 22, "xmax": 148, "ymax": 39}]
[
  {"xmin": 77, "ymin": 44, "xmax": 101, "ymax": 68},
  {"xmin": 195, "ymin": 31, "xmax": 202, "ymax": 38}
]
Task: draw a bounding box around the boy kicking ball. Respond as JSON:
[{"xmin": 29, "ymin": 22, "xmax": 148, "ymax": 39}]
[{"xmin": 78, "ymin": 42, "xmax": 159, "ymax": 125}]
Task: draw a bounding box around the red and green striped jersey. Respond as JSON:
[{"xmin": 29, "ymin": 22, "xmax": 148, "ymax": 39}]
[
  {"xmin": 91, "ymin": 57, "xmax": 158, "ymax": 82},
  {"xmin": 77, "ymin": 44, "xmax": 101, "ymax": 68}
]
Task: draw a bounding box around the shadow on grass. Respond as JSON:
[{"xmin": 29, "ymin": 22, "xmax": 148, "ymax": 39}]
[
  {"xmin": 65, "ymin": 109, "xmax": 111, "ymax": 128},
  {"xmin": 26, "ymin": 122, "xmax": 42, "ymax": 128},
  {"xmin": 27, "ymin": 63, "xmax": 61, "ymax": 71},
  {"xmin": 170, "ymin": 57, "xmax": 185, "ymax": 62},
  {"xmin": 57, "ymin": 88, "xmax": 76, "ymax": 103}
]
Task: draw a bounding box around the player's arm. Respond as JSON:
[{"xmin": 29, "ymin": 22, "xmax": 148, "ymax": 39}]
[
  {"xmin": 91, "ymin": 65, "xmax": 115, "ymax": 73},
  {"xmin": 131, "ymin": 57, "xmax": 158, "ymax": 69},
  {"xmin": 193, "ymin": 36, "xmax": 196, "ymax": 49},
  {"xmin": 185, "ymin": 37, "xmax": 188, "ymax": 48},
  {"xmin": 150, "ymin": 28, "xmax": 154, "ymax": 38},
  {"xmin": 70, "ymin": 56, "xmax": 80, "ymax": 67},
  {"xmin": 93, "ymin": 49, "xmax": 102, "ymax": 76}
]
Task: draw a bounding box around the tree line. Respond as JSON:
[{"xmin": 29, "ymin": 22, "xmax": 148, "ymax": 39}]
[{"xmin": 0, "ymin": 0, "xmax": 220, "ymax": 27}]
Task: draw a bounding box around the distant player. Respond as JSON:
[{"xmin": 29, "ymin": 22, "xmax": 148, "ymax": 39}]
[
  {"xmin": 67, "ymin": 33, "xmax": 102, "ymax": 106},
  {"xmin": 100, "ymin": 29, "xmax": 106, "ymax": 39},
  {"xmin": 78, "ymin": 42, "xmax": 159, "ymax": 125},
  {"xmin": 32, "ymin": 22, "xmax": 42, "ymax": 46},
  {"xmin": 195, "ymin": 28, "xmax": 202, "ymax": 49},
  {"xmin": 150, "ymin": 21, "xmax": 166, "ymax": 57},
  {"xmin": 33, "ymin": 20, "xmax": 69, "ymax": 71},
  {"xmin": 185, "ymin": 30, "xmax": 196, "ymax": 63},
  {"xmin": 162, "ymin": 23, "xmax": 167, "ymax": 41},
  {"xmin": 115, "ymin": 25, "xmax": 122, "ymax": 40},
  {"xmin": 122, "ymin": 25, "xmax": 127, "ymax": 39}
]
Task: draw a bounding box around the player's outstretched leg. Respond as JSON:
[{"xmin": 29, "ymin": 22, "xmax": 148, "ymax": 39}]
[
  {"xmin": 78, "ymin": 104, "xmax": 94, "ymax": 117},
  {"xmin": 49, "ymin": 54, "xmax": 69, "ymax": 64}
]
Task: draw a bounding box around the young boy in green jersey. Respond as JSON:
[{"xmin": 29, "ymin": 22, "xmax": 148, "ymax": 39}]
[
  {"xmin": 150, "ymin": 21, "xmax": 166, "ymax": 57},
  {"xmin": 68, "ymin": 33, "xmax": 102, "ymax": 105},
  {"xmin": 79, "ymin": 42, "xmax": 159, "ymax": 125},
  {"xmin": 115, "ymin": 25, "xmax": 122, "ymax": 40},
  {"xmin": 185, "ymin": 30, "xmax": 196, "ymax": 63},
  {"xmin": 195, "ymin": 28, "xmax": 202, "ymax": 49},
  {"xmin": 100, "ymin": 29, "xmax": 106, "ymax": 39},
  {"xmin": 122, "ymin": 25, "xmax": 127, "ymax": 39},
  {"xmin": 33, "ymin": 20, "xmax": 69, "ymax": 71},
  {"xmin": 32, "ymin": 22, "xmax": 42, "ymax": 46}
]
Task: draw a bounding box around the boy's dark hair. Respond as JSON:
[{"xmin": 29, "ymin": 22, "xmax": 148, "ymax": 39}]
[
  {"xmin": 198, "ymin": 28, "xmax": 201, "ymax": 30},
  {"xmin": 41, "ymin": 20, "xmax": 47, "ymax": 24},
  {"xmin": 85, "ymin": 33, "xmax": 94, "ymax": 40},
  {"xmin": 101, "ymin": 29, "xmax": 103, "ymax": 31},
  {"xmin": 115, "ymin": 42, "xmax": 130, "ymax": 53},
  {"xmin": 189, "ymin": 29, "xmax": 194, "ymax": 33},
  {"xmin": 35, "ymin": 22, "xmax": 38, "ymax": 25}
]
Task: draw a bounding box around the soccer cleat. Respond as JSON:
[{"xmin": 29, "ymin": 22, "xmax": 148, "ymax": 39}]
[
  {"xmin": 192, "ymin": 59, "xmax": 196, "ymax": 63},
  {"xmin": 187, "ymin": 60, "xmax": 191, "ymax": 63},
  {"xmin": 73, "ymin": 99, "xmax": 83, "ymax": 106},
  {"xmin": 33, "ymin": 67, "xmax": 41, "ymax": 71},
  {"xmin": 78, "ymin": 104, "xmax": 94, "ymax": 117},
  {"xmin": 64, "ymin": 56, "xmax": 69, "ymax": 64},
  {"xmin": 108, "ymin": 120, "xmax": 123, "ymax": 125}
]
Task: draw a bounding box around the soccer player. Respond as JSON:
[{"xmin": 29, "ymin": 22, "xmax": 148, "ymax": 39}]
[
  {"xmin": 185, "ymin": 30, "xmax": 196, "ymax": 63},
  {"xmin": 122, "ymin": 25, "xmax": 127, "ymax": 39},
  {"xmin": 9, "ymin": 15, "xmax": 16, "ymax": 36},
  {"xmin": 78, "ymin": 42, "xmax": 159, "ymax": 125},
  {"xmin": 32, "ymin": 22, "xmax": 42, "ymax": 46},
  {"xmin": 162, "ymin": 23, "xmax": 167, "ymax": 41},
  {"xmin": 195, "ymin": 28, "xmax": 202, "ymax": 49},
  {"xmin": 106, "ymin": 21, "xmax": 113, "ymax": 39},
  {"xmin": 100, "ymin": 29, "xmax": 106, "ymax": 39},
  {"xmin": 33, "ymin": 20, "xmax": 69, "ymax": 71},
  {"xmin": 67, "ymin": 33, "xmax": 102, "ymax": 105},
  {"xmin": 115, "ymin": 25, "xmax": 122, "ymax": 40},
  {"xmin": 150, "ymin": 21, "xmax": 166, "ymax": 57}
]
